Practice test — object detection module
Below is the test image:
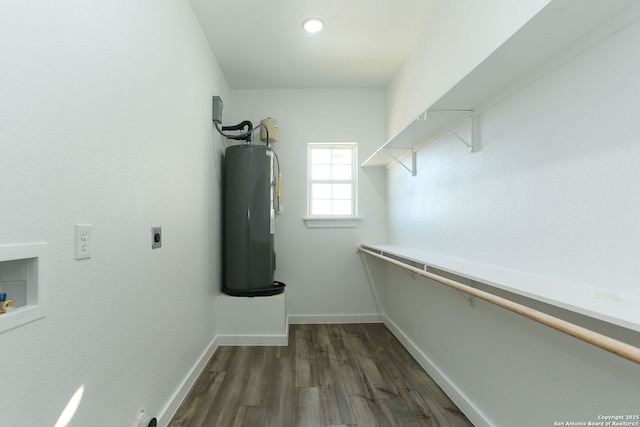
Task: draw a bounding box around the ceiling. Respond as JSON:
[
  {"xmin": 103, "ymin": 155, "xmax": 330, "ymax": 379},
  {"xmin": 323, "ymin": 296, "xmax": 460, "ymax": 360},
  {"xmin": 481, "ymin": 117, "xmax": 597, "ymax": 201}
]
[{"xmin": 189, "ymin": 0, "xmax": 443, "ymax": 89}]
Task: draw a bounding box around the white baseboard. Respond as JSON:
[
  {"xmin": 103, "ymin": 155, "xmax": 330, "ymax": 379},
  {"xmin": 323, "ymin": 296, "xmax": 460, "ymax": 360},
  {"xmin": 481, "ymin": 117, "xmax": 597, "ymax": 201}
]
[
  {"xmin": 216, "ymin": 333, "xmax": 289, "ymax": 346},
  {"xmin": 288, "ymin": 313, "xmax": 382, "ymax": 324},
  {"xmin": 157, "ymin": 335, "xmax": 220, "ymax": 427},
  {"xmin": 381, "ymin": 315, "xmax": 490, "ymax": 427}
]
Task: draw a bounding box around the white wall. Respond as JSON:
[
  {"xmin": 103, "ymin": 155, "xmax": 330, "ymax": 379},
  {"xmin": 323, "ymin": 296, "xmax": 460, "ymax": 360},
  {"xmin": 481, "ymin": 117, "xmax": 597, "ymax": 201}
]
[
  {"xmin": 227, "ymin": 89, "xmax": 386, "ymax": 322},
  {"xmin": 381, "ymin": 5, "xmax": 640, "ymax": 426},
  {"xmin": 386, "ymin": 0, "xmax": 550, "ymax": 136},
  {"xmin": 0, "ymin": 1, "xmax": 228, "ymax": 425},
  {"xmin": 388, "ymin": 9, "xmax": 640, "ymax": 299}
]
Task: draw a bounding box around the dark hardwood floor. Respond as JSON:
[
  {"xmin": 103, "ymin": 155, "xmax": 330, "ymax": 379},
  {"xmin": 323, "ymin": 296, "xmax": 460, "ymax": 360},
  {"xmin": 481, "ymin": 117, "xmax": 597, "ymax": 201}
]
[{"xmin": 169, "ymin": 323, "xmax": 473, "ymax": 427}]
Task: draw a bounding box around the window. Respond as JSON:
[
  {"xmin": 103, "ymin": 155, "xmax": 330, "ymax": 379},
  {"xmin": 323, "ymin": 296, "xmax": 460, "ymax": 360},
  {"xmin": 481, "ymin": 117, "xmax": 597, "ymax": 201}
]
[{"xmin": 307, "ymin": 143, "xmax": 357, "ymax": 217}]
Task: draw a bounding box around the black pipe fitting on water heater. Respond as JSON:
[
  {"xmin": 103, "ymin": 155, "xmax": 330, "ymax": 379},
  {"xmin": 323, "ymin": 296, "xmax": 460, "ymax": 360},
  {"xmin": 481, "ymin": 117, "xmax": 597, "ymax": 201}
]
[{"xmin": 221, "ymin": 120, "xmax": 254, "ymax": 142}]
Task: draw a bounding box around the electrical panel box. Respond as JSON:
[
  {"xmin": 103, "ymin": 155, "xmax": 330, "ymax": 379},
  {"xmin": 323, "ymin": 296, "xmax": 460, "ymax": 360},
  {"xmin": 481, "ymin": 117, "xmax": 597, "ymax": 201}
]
[{"xmin": 212, "ymin": 96, "xmax": 223, "ymax": 123}]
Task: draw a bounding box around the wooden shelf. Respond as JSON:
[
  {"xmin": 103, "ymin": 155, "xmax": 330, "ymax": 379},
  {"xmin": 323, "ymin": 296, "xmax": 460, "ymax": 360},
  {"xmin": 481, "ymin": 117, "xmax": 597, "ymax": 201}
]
[
  {"xmin": 361, "ymin": 109, "xmax": 473, "ymax": 174},
  {"xmin": 361, "ymin": 0, "xmax": 637, "ymax": 172},
  {"xmin": 360, "ymin": 244, "xmax": 640, "ymax": 333}
]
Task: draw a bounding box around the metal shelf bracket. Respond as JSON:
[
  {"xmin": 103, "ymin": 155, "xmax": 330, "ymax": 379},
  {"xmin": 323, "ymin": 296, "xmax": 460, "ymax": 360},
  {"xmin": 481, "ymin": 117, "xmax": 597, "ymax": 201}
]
[
  {"xmin": 361, "ymin": 109, "xmax": 474, "ymax": 175},
  {"xmin": 425, "ymin": 109, "xmax": 474, "ymax": 152},
  {"xmin": 423, "ymin": 263, "xmax": 476, "ymax": 306},
  {"xmin": 381, "ymin": 148, "xmax": 417, "ymax": 176}
]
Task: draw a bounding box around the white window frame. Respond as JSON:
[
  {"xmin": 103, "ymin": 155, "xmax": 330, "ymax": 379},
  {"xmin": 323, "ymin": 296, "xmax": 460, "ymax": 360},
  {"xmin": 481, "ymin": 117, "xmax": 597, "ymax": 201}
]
[{"xmin": 304, "ymin": 142, "xmax": 361, "ymax": 228}]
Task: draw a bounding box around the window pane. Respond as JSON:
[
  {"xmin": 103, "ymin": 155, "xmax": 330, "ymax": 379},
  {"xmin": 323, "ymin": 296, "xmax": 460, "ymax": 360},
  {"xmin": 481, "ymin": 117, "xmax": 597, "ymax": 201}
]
[
  {"xmin": 312, "ymin": 183, "xmax": 331, "ymax": 199},
  {"xmin": 332, "ymin": 165, "xmax": 351, "ymax": 180},
  {"xmin": 332, "ymin": 184, "xmax": 351, "ymax": 199},
  {"xmin": 311, "ymin": 165, "xmax": 331, "ymax": 180},
  {"xmin": 332, "ymin": 200, "xmax": 352, "ymax": 215},
  {"xmin": 311, "ymin": 149, "xmax": 331, "ymax": 164},
  {"xmin": 308, "ymin": 143, "xmax": 357, "ymax": 218},
  {"xmin": 312, "ymin": 200, "xmax": 332, "ymax": 215},
  {"xmin": 331, "ymin": 149, "xmax": 352, "ymax": 164}
]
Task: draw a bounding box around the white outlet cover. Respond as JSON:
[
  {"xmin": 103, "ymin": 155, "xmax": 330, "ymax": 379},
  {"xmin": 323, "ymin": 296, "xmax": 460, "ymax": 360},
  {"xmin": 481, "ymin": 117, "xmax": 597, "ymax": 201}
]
[{"xmin": 75, "ymin": 224, "xmax": 92, "ymax": 260}]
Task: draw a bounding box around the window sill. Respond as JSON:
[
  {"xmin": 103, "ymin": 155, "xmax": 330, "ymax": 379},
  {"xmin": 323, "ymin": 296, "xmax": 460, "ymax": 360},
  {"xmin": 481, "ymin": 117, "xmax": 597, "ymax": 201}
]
[{"xmin": 303, "ymin": 216, "xmax": 362, "ymax": 228}]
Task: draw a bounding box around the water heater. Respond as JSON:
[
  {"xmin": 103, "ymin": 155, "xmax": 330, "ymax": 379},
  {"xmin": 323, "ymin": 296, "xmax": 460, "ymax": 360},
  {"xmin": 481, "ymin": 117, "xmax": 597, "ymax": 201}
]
[{"xmin": 223, "ymin": 144, "xmax": 283, "ymax": 296}]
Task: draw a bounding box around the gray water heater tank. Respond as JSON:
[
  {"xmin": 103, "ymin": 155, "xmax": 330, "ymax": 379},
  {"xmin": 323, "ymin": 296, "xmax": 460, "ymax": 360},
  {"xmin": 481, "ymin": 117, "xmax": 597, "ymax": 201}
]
[{"xmin": 223, "ymin": 144, "xmax": 283, "ymax": 296}]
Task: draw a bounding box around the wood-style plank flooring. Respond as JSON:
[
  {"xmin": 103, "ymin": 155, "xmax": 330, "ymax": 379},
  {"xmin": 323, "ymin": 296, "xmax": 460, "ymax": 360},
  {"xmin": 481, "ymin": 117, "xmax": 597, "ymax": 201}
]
[{"xmin": 169, "ymin": 323, "xmax": 473, "ymax": 427}]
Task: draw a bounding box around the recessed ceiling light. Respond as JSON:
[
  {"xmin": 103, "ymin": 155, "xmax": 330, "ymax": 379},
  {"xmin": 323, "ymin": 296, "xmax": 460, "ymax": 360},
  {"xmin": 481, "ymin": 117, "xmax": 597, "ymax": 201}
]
[{"xmin": 303, "ymin": 17, "xmax": 324, "ymax": 33}]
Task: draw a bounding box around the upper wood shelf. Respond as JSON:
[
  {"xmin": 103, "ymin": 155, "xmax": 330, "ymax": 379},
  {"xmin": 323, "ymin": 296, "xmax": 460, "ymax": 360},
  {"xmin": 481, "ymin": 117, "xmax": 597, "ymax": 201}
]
[{"xmin": 361, "ymin": 0, "xmax": 637, "ymax": 172}]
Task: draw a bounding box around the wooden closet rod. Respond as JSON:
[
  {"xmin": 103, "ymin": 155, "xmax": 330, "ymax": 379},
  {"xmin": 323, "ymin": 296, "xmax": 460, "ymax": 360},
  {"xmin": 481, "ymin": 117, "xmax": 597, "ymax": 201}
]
[{"xmin": 358, "ymin": 246, "xmax": 640, "ymax": 365}]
